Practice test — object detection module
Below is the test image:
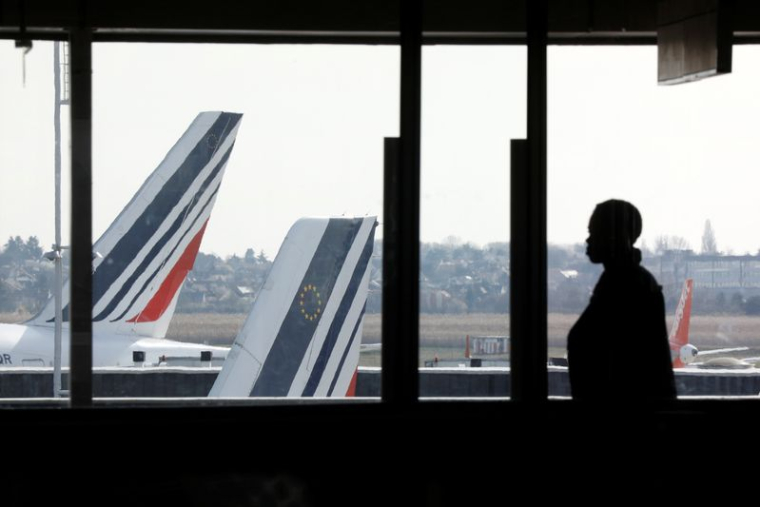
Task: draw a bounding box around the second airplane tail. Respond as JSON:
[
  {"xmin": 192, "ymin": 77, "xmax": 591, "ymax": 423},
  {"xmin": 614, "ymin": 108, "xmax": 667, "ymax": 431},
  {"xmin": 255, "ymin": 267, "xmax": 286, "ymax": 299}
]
[
  {"xmin": 29, "ymin": 111, "xmax": 243, "ymax": 339},
  {"xmin": 209, "ymin": 216, "xmax": 377, "ymax": 397}
]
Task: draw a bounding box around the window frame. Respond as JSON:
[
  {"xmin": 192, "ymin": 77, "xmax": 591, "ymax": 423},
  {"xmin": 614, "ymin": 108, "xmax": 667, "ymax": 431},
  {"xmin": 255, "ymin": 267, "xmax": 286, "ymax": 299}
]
[{"xmin": 3, "ymin": 1, "xmax": 757, "ymax": 411}]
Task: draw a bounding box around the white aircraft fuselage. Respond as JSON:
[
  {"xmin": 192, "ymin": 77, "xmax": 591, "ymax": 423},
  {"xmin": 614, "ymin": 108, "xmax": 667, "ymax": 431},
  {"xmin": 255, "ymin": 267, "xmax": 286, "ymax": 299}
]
[{"xmin": 0, "ymin": 322, "xmax": 229, "ymax": 367}]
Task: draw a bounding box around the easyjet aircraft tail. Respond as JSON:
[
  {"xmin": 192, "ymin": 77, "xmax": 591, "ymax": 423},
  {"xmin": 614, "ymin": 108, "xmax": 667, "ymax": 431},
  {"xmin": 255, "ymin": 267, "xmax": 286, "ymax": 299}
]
[
  {"xmin": 28, "ymin": 111, "xmax": 243, "ymax": 339},
  {"xmin": 668, "ymin": 278, "xmax": 749, "ymax": 368},
  {"xmin": 669, "ymin": 278, "xmax": 695, "ymax": 368},
  {"xmin": 209, "ymin": 216, "xmax": 377, "ymax": 398}
]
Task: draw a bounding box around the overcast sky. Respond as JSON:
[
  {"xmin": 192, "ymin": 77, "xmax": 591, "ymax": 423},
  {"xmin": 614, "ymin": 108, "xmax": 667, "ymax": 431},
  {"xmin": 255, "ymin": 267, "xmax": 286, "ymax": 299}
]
[{"xmin": 2, "ymin": 42, "xmax": 760, "ymax": 257}]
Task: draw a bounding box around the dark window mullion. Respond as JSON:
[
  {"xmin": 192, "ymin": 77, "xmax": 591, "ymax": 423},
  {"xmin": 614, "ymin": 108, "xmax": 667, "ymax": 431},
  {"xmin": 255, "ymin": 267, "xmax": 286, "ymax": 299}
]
[
  {"xmin": 382, "ymin": 0, "xmax": 421, "ymax": 406},
  {"xmin": 511, "ymin": 1, "xmax": 548, "ymax": 402},
  {"xmin": 69, "ymin": 26, "xmax": 93, "ymax": 407}
]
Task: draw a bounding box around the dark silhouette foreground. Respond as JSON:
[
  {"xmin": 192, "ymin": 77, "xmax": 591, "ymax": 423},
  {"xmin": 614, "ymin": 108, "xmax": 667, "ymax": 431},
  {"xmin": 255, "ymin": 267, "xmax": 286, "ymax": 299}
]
[{"xmin": 567, "ymin": 200, "xmax": 676, "ymax": 401}]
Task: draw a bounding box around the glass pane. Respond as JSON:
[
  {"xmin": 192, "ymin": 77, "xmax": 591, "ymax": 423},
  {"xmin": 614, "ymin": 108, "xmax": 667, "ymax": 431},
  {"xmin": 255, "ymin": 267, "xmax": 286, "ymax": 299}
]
[
  {"xmin": 549, "ymin": 46, "xmax": 760, "ymax": 398},
  {"xmin": 92, "ymin": 43, "xmax": 396, "ymax": 400},
  {"xmin": 0, "ymin": 41, "xmax": 71, "ymax": 400},
  {"xmin": 420, "ymin": 46, "xmax": 526, "ymax": 398}
]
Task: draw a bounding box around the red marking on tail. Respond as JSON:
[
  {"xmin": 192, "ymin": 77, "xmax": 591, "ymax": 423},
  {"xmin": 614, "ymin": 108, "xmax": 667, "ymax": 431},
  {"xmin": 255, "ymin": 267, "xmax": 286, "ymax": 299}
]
[
  {"xmin": 465, "ymin": 334, "xmax": 471, "ymax": 359},
  {"xmin": 128, "ymin": 221, "xmax": 208, "ymax": 323},
  {"xmin": 345, "ymin": 369, "xmax": 359, "ymax": 397},
  {"xmin": 669, "ymin": 279, "xmax": 693, "ymax": 368}
]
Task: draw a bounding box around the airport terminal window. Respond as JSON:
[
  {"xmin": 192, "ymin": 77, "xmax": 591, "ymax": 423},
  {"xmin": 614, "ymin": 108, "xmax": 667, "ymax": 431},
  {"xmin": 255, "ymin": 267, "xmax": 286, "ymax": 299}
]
[
  {"xmin": 419, "ymin": 46, "xmax": 525, "ymax": 398},
  {"xmin": 10, "ymin": 27, "xmax": 758, "ymax": 408},
  {"xmin": 548, "ymin": 46, "xmax": 760, "ymax": 399},
  {"xmin": 0, "ymin": 40, "xmax": 71, "ymax": 401},
  {"xmin": 90, "ymin": 43, "xmax": 397, "ymax": 401}
]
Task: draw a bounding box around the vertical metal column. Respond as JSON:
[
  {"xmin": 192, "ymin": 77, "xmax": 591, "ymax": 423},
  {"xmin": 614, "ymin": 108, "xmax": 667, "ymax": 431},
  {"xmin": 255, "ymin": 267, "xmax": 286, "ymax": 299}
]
[
  {"xmin": 69, "ymin": 26, "xmax": 93, "ymax": 407},
  {"xmin": 53, "ymin": 41, "xmax": 64, "ymax": 398},
  {"xmin": 382, "ymin": 0, "xmax": 422, "ymax": 406},
  {"xmin": 510, "ymin": 1, "xmax": 548, "ymax": 402}
]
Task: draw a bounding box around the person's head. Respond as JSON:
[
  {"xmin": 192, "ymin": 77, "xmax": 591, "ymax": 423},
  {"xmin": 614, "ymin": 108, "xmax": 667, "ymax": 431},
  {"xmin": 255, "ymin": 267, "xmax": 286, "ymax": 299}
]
[{"xmin": 586, "ymin": 199, "xmax": 642, "ymax": 265}]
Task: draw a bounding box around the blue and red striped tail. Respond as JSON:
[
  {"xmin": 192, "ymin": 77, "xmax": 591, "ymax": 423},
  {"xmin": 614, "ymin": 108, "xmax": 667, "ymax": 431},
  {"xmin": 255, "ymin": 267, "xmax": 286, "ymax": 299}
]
[
  {"xmin": 29, "ymin": 111, "xmax": 243, "ymax": 338},
  {"xmin": 210, "ymin": 216, "xmax": 377, "ymax": 398}
]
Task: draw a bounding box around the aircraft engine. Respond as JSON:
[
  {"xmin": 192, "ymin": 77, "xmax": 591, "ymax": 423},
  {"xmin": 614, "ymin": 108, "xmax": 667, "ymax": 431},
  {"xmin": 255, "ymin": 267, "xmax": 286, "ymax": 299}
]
[{"xmin": 679, "ymin": 344, "xmax": 699, "ymax": 364}]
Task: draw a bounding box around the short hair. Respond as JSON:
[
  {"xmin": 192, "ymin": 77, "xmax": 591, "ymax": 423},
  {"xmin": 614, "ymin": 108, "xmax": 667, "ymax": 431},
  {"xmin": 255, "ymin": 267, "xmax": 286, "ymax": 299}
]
[{"xmin": 591, "ymin": 199, "xmax": 642, "ymax": 244}]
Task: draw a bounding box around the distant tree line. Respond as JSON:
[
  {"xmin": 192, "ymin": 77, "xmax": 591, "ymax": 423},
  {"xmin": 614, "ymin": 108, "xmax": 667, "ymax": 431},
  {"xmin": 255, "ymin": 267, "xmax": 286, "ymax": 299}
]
[
  {"xmin": 176, "ymin": 250, "xmax": 273, "ymax": 313},
  {"xmin": 1, "ymin": 236, "xmax": 43, "ymax": 266},
  {"xmin": 0, "ymin": 236, "xmax": 53, "ymax": 314},
  {"xmin": 4, "ymin": 234, "xmax": 760, "ymax": 316}
]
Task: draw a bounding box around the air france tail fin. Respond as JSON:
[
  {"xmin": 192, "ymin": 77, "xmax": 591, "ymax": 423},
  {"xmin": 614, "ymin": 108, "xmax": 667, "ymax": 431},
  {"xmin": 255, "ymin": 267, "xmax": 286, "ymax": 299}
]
[
  {"xmin": 209, "ymin": 216, "xmax": 377, "ymax": 398},
  {"xmin": 669, "ymin": 278, "xmax": 694, "ymax": 368},
  {"xmin": 29, "ymin": 111, "xmax": 243, "ymax": 338}
]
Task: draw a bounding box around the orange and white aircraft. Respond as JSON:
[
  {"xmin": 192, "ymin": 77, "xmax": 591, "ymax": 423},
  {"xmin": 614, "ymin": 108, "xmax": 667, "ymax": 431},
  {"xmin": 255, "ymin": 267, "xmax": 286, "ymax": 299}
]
[{"xmin": 669, "ymin": 278, "xmax": 748, "ymax": 367}]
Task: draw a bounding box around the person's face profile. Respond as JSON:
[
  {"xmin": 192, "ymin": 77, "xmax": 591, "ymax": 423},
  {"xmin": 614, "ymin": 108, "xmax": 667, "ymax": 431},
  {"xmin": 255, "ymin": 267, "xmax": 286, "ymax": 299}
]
[{"xmin": 585, "ymin": 215, "xmax": 607, "ymax": 264}]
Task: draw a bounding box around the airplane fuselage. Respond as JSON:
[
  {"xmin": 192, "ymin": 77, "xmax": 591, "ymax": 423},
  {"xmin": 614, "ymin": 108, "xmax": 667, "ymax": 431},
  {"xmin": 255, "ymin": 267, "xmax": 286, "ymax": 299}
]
[{"xmin": 0, "ymin": 322, "xmax": 229, "ymax": 367}]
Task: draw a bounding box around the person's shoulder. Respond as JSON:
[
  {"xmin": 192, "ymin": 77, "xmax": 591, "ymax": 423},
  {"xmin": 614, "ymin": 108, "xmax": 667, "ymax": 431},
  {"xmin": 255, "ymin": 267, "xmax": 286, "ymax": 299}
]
[
  {"xmin": 601, "ymin": 265, "xmax": 661, "ymax": 293},
  {"xmin": 634, "ymin": 265, "xmax": 662, "ymax": 294}
]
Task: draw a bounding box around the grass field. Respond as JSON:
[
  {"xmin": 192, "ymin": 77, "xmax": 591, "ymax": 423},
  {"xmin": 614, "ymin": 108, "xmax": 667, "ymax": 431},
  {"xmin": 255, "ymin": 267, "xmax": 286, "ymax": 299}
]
[
  {"xmin": 6, "ymin": 310, "xmax": 760, "ymax": 367},
  {"xmin": 165, "ymin": 311, "xmax": 760, "ymax": 347},
  {"xmin": 0, "ymin": 311, "xmax": 31, "ymax": 324},
  {"xmin": 163, "ymin": 312, "xmax": 760, "ymax": 367}
]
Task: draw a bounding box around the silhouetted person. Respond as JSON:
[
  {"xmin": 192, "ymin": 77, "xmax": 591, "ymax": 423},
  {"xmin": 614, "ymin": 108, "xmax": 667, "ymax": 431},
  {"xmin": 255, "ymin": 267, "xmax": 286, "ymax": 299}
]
[{"xmin": 567, "ymin": 200, "xmax": 676, "ymax": 401}]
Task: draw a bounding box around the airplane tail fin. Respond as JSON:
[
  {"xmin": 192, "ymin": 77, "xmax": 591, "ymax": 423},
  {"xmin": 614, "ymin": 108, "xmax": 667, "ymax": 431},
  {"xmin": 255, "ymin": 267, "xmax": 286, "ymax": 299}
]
[
  {"xmin": 669, "ymin": 278, "xmax": 693, "ymax": 368},
  {"xmin": 209, "ymin": 216, "xmax": 377, "ymax": 398},
  {"xmin": 29, "ymin": 111, "xmax": 243, "ymax": 339}
]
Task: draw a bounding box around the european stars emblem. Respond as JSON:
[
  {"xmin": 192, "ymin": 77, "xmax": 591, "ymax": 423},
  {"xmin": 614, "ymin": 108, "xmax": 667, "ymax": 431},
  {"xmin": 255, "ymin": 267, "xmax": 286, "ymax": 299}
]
[
  {"xmin": 297, "ymin": 284, "xmax": 322, "ymax": 322},
  {"xmin": 206, "ymin": 132, "xmax": 219, "ymax": 150}
]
